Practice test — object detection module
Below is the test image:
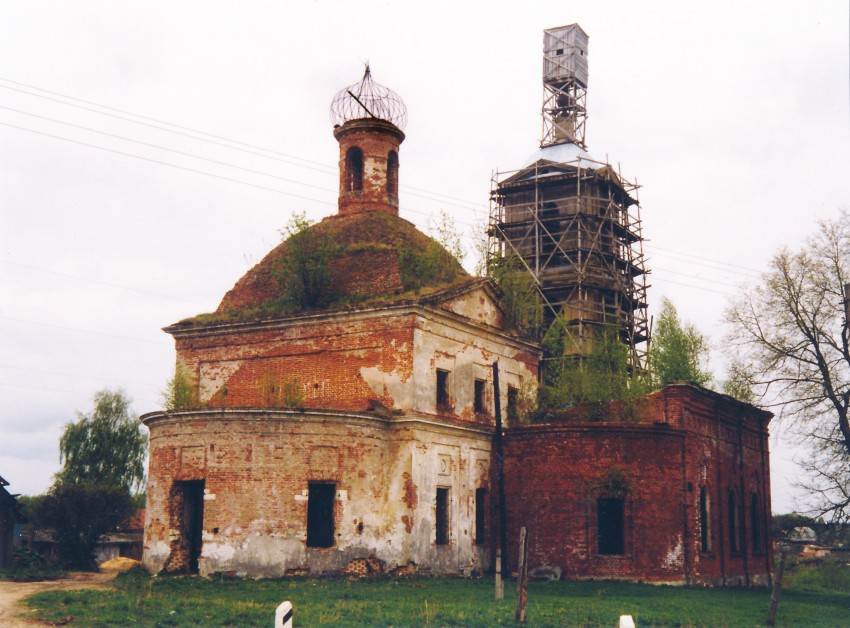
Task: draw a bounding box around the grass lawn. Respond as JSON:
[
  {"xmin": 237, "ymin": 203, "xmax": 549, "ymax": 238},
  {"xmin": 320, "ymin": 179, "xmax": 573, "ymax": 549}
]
[{"xmin": 21, "ymin": 563, "xmax": 850, "ymax": 627}]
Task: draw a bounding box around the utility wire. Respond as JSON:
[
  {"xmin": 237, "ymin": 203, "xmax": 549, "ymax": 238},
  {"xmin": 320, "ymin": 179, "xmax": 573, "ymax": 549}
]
[
  {"xmin": 0, "ymin": 259, "xmax": 209, "ymax": 306},
  {"xmin": 0, "ymin": 120, "xmax": 335, "ymax": 205},
  {"xmin": 0, "ymin": 78, "xmax": 486, "ymax": 211},
  {"xmin": 0, "ymin": 315, "xmax": 170, "ymax": 346},
  {"xmin": 0, "ymin": 364, "xmax": 159, "ymax": 389},
  {"xmin": 1, "ymin": 81, "xmax": 767, "ymax": 285}
]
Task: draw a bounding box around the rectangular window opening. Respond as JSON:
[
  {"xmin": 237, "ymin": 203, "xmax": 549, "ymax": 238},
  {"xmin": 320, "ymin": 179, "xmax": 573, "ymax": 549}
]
[
  {"xmin": 306, "ymin": 482, "xmax": 336, "ymax": 548},
  {"xmin": 474, "ymin": 379, "xmax": 486, "ymax": 415},
  {"xmin": 506, "ymin": 386, "xmax": 519, "ymax": 422},
  {"xmin": 436, "ymin": 487, "xmax": 450, "ymax": 545},
  {"xmin": 597, "ymin": 497, "xmax": 625, "ymax": 555},
  {"xmin": 475, "ymin": 488, "xmax": 487, "ymax": 545},
  {"xmin": 436, "ymin": 369, "xmax": 450, "ymax": 410},
  {"xmin": 700, "ymin": 486, "xmax": 711, "ymax": 553}
]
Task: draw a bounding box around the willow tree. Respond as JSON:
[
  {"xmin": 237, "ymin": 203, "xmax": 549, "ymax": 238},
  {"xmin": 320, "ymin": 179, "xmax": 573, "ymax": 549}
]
[
  {"xmin": 727, "ymin": 210, "xmax": 850, "ymax": 521},
  {"xmin": 56, "ymin": 388, "xmax": 148, "ymax": 493}
]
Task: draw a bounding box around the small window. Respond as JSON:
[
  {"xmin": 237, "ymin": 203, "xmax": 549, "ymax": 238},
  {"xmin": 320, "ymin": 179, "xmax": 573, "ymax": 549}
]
[
  {"xmin": 475, "ymin": 488, "xmax": 487, "ymax": 545},
  {"xmin": 474, "ymin": 379, "xmax": 486, "ymax": 415},
  {"xmin": 306, "ymin": 482, "xmax": 336, "ymax": 548},
  {"xmin": 728, "ymin": 490, "xmax": 741, "ymax": 554},
  {"xmin": 387, "ymin": 151, "xmax": 399, "ymax": 196},
  {"xmin": 346, "ymin": 147, "xmax": 363, "ymax": 192},
  {"xmin": 598, "ymin": 497, "xmax": 625, "ymax": 555},
  {"xmin": 556, "ymin": 48, "xmax": 563, "ymax": 55},
  {"xmin": 506, "ymin": 386, "xmax": 519, "ymax": 421},
  {"xmin": 751, "ymin": 493, "xmax": 762, "ymax": 553},
  {"xmin": 436, "ymin": 369, "xmax": 450, "ymax": 410},
  {"xmin": 699, "ymin": 486, "xmax": 712, "ymax": 553},
  {"xmin": 436, "ymin": 487, "xmax": 450, "ymax": 545}
]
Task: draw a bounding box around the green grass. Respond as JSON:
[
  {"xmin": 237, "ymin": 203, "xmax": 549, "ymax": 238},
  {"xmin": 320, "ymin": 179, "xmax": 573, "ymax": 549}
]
[
  {"xmin": 0, "ymin": 565, "xmax": 65, "ymax": 582},
  {"xmin": 21, "ymin": 565, "xmax": 850, "ymax": 627}
]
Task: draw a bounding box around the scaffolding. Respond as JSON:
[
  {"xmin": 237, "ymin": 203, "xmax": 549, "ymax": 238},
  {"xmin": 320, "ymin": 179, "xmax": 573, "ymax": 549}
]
[
  {"xmin": 488, "ymin": 23, "xmax": 649, "ymax": 369},
  {"xmin": 489, "ymin": 153, "xmax": 649, "ymax": 368},
  {"xmin": 542, "ymin": 24, "xmax": 589, "ymax": 149}
]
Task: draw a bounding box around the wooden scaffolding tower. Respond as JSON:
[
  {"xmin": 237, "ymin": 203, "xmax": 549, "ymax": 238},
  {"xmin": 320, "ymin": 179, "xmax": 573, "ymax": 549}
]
[
  {"xmin": 488, "ymin": 24, "xmax": 650, "ymax": 368},
  {"xmin": 489, "ymin": 155, "xmax": 649, "ymax": 367}
]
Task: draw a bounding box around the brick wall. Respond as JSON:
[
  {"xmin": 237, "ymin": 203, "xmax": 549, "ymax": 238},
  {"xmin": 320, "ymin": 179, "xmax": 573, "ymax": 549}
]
[{"xmin": 501, "ymin": 384, "xmax": 773, "ymax": 586}]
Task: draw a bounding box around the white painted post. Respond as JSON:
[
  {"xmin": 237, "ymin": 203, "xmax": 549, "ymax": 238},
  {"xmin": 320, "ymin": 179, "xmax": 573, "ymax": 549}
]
[
  {"xmin": 618, "ymin": 615, "xmax": 635, "ymax": 628},
  {"xmin": 275, "ymin": 601, "xmax": 293, "ymax": 628}
]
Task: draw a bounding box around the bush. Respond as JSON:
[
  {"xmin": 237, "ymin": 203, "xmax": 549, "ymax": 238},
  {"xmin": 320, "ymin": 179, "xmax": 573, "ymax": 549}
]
[{"xmin": 32, "ymin": 484, "xmax": 136, "ymax": 570}]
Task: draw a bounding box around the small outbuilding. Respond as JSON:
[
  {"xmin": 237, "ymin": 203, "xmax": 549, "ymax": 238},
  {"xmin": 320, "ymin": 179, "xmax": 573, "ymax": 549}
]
[{"xmin": 0, "ymin": 474, "xmax": 18, "ymax": 568}]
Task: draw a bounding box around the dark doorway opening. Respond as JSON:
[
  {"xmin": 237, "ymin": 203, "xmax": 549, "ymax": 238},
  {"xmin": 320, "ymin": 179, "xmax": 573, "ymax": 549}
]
[
  {"xmin": 176, "ymin": 480, "xmax": 205, "ymax": 574},
  {"xmin": 597, "ymin": 497, "xmax": 625, "ymax": 555},
  {"xmin": 307, "ymin": 482, "xmax": 336, "ymax": 548}
]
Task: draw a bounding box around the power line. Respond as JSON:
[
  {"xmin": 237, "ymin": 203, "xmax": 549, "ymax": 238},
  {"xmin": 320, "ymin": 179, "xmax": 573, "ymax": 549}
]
[
  {"xmin": 0, "ymin": 315, "xmax": 170, "ymax": 346},
  {"xmin": 1, "ymin": 80, "xmax": 770, "ymax": 285},
  {"xmin": 0, "ymin": 78, "xmax": 487, "ymax": 211},
  {"xmin": 0, "ymin": 104, "xmax": 341, "ymax": 196},
  {"xmin": 0, "ymin": 364, "xmax": 159, "ymax": 389},
  {"xmin": 649, "ymin": 275, "xmax": 736, "ymax": 297},
  {"xmin": 0, "ymin": 120, "xmax": 336, "ymax": 206},
  {"xmin": 0, "ymin": 259, "xmax": 208, "ymax": 306},
  {"xmin": 0, "ymin": 81, "xmax": 337, "ymax": 173},
  {"xmin": 646, "ymin": 244, "xmax": 764, "ymax": 278}
]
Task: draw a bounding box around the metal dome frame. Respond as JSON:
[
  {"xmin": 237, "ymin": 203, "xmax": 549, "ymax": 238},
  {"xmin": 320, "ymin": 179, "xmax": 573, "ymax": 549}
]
[{"xmin": 330, "ymin": 65, "xmax": 408, "ymax": 130}]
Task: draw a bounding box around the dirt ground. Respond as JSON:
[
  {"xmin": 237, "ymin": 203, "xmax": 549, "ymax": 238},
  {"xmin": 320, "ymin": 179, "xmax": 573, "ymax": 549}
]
[{"xmin": 0, "ymin": 571, "xmax": 117, "ymax": 627}]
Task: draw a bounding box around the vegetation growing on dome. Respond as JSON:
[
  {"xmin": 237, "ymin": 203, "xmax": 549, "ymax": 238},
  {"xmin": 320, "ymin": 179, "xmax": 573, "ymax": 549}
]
[
  {"xmin": 177, "ymin": 210, "xmax": 470, "ymax": 326},
  {"xmin": 273, "ymin": 212, "xmax": 340, "ymax": 309}
]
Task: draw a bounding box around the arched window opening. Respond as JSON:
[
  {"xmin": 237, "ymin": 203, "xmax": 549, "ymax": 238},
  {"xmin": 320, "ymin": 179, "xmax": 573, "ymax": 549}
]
[
  {"xmin": 699, "ymin": 486, "xmax": 711, "ymax": 553},
  {"xmin": 728, "ymin": 490, "xmax": 741, "ymax": 554},
  {"xmin": 346, "ymin": 147, "xmax": 363, "ymax": 192},
  {"xmin": 387, "ymin": 150, "xmax": 399, "ymax": 197},
  {"xmin": 750, "ymin": 493, "xmax": 762, "ymax": 553}
]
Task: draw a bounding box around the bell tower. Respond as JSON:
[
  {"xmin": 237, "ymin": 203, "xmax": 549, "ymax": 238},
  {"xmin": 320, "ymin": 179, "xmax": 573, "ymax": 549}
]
[{"xmin": 330, "ymin": 65, "xmax": 407, "ymax": 216}]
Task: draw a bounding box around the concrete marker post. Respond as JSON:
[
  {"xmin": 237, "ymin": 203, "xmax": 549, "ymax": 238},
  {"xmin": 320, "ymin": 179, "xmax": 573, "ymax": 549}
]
[{"xmin": 275, "ymin": 601, "xmax": 293, "ymax": 628}]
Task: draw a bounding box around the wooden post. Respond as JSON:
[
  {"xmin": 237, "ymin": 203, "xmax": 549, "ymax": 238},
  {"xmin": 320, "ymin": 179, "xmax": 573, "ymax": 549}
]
[
  {"xmin": 515, "ymin": 526, "xmax": 529, "ymax": 623},
  {"xmin": 495, "ymin": 547, "xmax": 504, "ymax": 600},
  {"xmin": 493, "ymin": 363, "xmax": 508, "ymax": 579},
  {"xmin": 766, "ymin": 546, "xmax": 788, "ymax": 626}
]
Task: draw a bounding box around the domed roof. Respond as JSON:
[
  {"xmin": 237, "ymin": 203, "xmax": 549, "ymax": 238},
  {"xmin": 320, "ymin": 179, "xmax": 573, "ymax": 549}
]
[
  {"xmin": 330, "ymin": 65, "xmax": 408, "ymax": 130},
  {"xmin": 192, "ymin": 211, "xmax": 468, "ymax": 324}
]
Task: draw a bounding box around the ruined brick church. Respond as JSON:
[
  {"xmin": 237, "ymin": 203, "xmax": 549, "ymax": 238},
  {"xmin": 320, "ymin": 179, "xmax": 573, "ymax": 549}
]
[{"xmin": 142, "ymin": 30, "xmax": 773, "ymax": 586}]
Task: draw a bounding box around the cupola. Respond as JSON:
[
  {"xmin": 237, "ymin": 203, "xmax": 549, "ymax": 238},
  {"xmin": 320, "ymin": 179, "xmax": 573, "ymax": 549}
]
[{"xmin": 330, "ymin": 65, "xmax": 406, "ymax": 216}]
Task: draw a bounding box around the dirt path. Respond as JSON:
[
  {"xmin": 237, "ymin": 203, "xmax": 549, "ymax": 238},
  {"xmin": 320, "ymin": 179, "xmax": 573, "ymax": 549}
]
[{"xmin": 0, "ymin": 571, "xmax": 118, "ymax": 627}]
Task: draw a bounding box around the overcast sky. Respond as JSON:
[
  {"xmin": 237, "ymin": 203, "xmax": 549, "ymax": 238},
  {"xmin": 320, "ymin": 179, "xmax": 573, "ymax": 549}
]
[{"xmin": 1, "ymin": 1, "xmax": 848, "ymax": 513}]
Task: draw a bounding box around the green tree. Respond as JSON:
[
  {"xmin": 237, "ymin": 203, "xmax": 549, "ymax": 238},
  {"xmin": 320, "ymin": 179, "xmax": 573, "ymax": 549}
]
[
  {"xmin": 429, "ymin": 209, "xmax": 465, "ymax": 265},
  {"xmin": 161, "ymin": 364, "xmax": 197, "ymax": 410},
  {"xmin": 56, "ymin": 388, "xmax": 148, "ymax": 493},
  {"xmin": 32, "ymin": 484, "xmax": 135, "ymax": 570},
  {"xmin": 722, "ymin": 359, "xmax": 755, "ymax": 403},
  {"xmin": 275, "ymin": 212, "xmax": 338, "ymax": 308},
  {"xmin": 648, "ymin": 298, "xmax": 712, "ymax": 389},
  {"xmin": 488, "ymin": 253, "xmax": 543, "ymax": 337},
  {"xmin": 540, "ymin": 325, "xmax": 647, "ymax": 415},
  {"xmin": 726, "ymin": 210, "xmax": 850, "ymax": 521}
]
